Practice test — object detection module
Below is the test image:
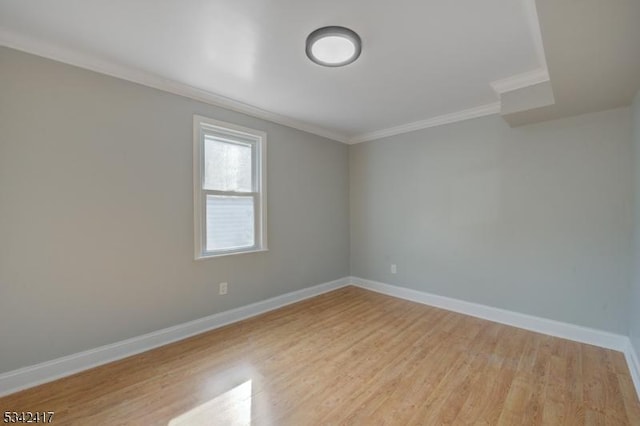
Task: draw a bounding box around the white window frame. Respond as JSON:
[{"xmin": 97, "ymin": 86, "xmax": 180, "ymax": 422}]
[{"xmin": 193, "ymin": 115, "xmax": 267, "ymax": 259}]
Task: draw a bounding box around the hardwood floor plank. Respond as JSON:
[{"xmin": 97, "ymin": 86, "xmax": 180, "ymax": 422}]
[
  {"xmin": 618, "ymin": 374, "xmax": 640, "ymax": 423},
  {"xmin": 1, "ymin": 286, "xmax": 638, "ymax": 425}
]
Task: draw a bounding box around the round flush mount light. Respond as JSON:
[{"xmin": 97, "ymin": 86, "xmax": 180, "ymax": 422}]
[{"xmin": 306, "ymin": 26, "xmax": 362, "ymax": 67}]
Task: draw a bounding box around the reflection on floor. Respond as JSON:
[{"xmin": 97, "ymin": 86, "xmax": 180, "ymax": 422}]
[{"xmin": 169, "ymin": 380, "xmax": 252, "ymax": 426}]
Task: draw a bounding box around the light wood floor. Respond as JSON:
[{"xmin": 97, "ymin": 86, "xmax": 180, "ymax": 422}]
[{"xmin": 1, "ymin": 286, "xmax": 639, "ymax": 425}]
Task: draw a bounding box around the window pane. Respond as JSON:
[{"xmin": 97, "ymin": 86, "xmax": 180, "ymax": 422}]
[
  {"xmin": 204, "ymin": 136, "xmax": 253, "ymax": 192},
  {"xmin": 206, "ymin": 195, "xmax": 255, "ymax": 251}
]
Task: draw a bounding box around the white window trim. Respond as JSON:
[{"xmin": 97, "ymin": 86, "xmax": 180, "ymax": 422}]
[{"xmin": 193, "ymin": 115, "xmax": 267, "ymax": 260}]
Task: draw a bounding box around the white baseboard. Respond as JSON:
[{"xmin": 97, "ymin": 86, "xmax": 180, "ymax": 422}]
[
  {"xmin": 3, "ymin": 276, "xmax": 638, "ymax": 401},
  {"xmin": 351, "ymin": 276, "xmax": 640, "ymax": 399},
  {"xmin": 350, "ymin": 276, "xmax": 628, "ymax": 351},
  {"xmin": 0, "ymin": 277, "xmax": 351, "ymax": 397},
  {"xmin": 624, "ymin": 340, "xmax": 640, "ymax": 400}
]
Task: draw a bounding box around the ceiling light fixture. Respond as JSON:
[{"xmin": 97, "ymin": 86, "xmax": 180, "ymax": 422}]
[{"xmin": 306, "ymin": 26, "xmax": 362, "ymax": 67}]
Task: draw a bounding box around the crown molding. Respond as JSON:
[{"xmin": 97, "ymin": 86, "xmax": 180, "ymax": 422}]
[
  {"xmin": 0, "ymin": 28, "xmax": 349, "ymax": 144},
  {"xmin": 523, "ymin": 0, "xmax": 548, "ymax": 69},
  {"xmin": 1, "ymin": 18, "xmax": 549, "ymax": 147},
  {"xmin": 490, "ymin": 67, "xmax": 550, "ymax": 96},
  {"xmin": 347, "ymin": 0, "xmax": 550, "ymax": 144},
  {"xmin": 347, "ymin": 102, "xmax": 501, "ymax": 144}
]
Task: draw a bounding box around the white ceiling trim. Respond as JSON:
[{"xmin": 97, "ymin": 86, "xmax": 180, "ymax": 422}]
[
  {"xmin": 523, "ymin": 0, "xmax": 548, "ymax": 69},
  {"xmin": 0, "ymin": 28, "xmax": 350, "ymax": 143},
  {"xmin": 1, "ymin": 0, "xmax": 548, "ymax": 148},
  {"xmin": 349, "ymin": 0, "xmax": 550, "ymax": 144},
  {"xmin": 490, "ymin": 67, "xmax": 550, "ymax": 96},
  {"xmin": 347, "ymin": 102, "xmax": 501, "ymax": 144}
]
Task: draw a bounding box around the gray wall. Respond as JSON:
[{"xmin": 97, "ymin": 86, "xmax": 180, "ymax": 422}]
[
  {"xmin": 350, "ymin": 108, "xmax": 633, "ymax": 333},
  {"xmin": 631, "ymin": 91, "xmax": 640, "ymax": 353},
  {"xmin": 0, "ymin": 47, "xmax": 350, "ymax": 373},
  {"xmin": 1, "ymin": 45, "xmax": 637, "ymax": 375}
]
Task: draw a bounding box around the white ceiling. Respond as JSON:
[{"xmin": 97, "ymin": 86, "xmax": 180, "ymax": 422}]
[{"xmin": 0, "ymin": 0, "xmax": 546, "ymax": 143}]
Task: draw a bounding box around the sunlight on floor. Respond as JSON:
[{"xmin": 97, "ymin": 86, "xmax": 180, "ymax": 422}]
[{"xmin": 169, "ymin": 380, "xmax": 252, "ymax": 426}]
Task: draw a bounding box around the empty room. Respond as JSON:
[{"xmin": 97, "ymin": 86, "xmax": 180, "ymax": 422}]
[{"xmin": 1, "ymin": 0, "xmax": 640, "ymax": 424}]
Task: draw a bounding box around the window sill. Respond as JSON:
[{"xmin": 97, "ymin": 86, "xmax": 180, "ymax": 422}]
[{"xmin": 195, "ymin": 247, "xmax": 268, "ymax": 261}]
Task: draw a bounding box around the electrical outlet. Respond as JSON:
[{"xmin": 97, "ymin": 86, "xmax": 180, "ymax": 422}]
[
  {"xmin": 391, "ymin": 264, "xmax": 397, "ymax": 274},
  {"xmin": 219, "ymin": 282, "xmax": 228, "ymax": 295}
]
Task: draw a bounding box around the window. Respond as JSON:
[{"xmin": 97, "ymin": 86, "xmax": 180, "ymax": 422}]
[{"xmin": 194, "ymin": 116, "xmax": 267, "ymax": 259}]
